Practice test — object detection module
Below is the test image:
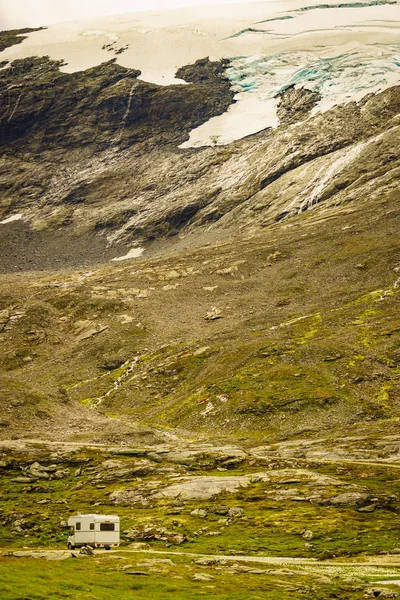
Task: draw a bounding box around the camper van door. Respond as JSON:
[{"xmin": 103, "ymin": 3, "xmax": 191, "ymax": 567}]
[{"xmin": 73, "ymin": 516, "xmax": 95, "ymax": 547}]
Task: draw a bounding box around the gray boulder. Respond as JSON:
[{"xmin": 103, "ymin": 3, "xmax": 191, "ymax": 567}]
[
  {"xmin": 190, "ymin": 509, "xmax": 207, "ymax": 518},
  {"xmin": 28, "ymin": 462, "xmax": 50, "ymax": 479},
  {"xmin": 152, "ymin": 475, "xmax": 254, "ymax": 501},
  {"xmin": 228, "ymin": 507, "xmax": 244, "ymax": 518},
  {"xmin": 110, "ymin": 490, "xmax": 150, "ymax": 506},
  {"xmin": 329, "ymin": 492, "xmax": 370, "ymax": 507},
  {"xmin": 193, "ymin": 573, "xmax": 215, "ymax": 581}
]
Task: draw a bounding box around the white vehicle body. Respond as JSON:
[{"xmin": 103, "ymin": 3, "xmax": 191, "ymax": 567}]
[{"xmin": 67, "ymin": 514, "xmax": 120, "ymax": 549}]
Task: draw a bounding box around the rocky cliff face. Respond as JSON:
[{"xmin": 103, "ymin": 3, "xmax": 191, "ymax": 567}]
[
  {"xmin": 0, "ymin": 52, "xmax": 237, "ymax": 269},
  {"xmin": 0, "ymin": 56, "xmax": 233, "ymax": 152}
]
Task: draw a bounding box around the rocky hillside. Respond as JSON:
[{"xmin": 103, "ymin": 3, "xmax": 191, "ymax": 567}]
[
  {"xmin": 0, "ymin": 184, "xmax": 398, "ymax": 443},
  {"xmin": 0, "ymin": 26, "xmax": 399, "ymax": 446}
]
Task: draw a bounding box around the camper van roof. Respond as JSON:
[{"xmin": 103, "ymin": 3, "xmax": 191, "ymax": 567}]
[{"xmin": 69, "ymin": 514, "xmax": 119, "ymax": 520}]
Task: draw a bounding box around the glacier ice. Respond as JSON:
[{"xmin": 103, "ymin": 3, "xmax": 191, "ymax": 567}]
[{"xmin": 1, "ymin": 0, "xmax": 399, "ymax": 147}]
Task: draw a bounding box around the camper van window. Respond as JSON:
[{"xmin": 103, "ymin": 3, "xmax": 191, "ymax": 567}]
[
  {"xmin": 75, "ymin": 522, "xmax": 81, "ymax": 531},
  {"xmin": 100, "ymin": 523, "xmax": 115, "ymax": 531},
  {"xmin": 90, "ymin": 523, "xmax": 94, "ymax": 530}
]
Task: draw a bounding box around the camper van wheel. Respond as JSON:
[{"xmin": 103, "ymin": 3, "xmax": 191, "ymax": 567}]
[
  {"xmin": 68, "ymin": 543, "xmax": 74, "ymax": 550},
  {"xmin": 105, "ymin": 545, "xmax": 111, "ymax": 551}
]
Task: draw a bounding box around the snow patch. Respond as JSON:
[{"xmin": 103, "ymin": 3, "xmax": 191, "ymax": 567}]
[
  {"xmin": 82, "ymin": 30, "xmax": 106, "ymax": 36},
  {"xmin": 0, "ymin": 214, "xmax": 23, "ymax": 224},
  {"xmin": 299, "ymin": 141, "xmax": 368, "ymax": 211},
  {"xmin": 180, "ymin": 94, "xmax": 279, "ymax": 147},
  {"xmin": 111, "ymin": 247, "xmax": 144, "ymax": 261}
]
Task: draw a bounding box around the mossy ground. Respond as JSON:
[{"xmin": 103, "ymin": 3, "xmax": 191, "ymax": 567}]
[
  {"xmin": 2, "ymin": 445, "xmax": 400, "ymax": 561},
  {"xmin": 2, "ymin": 552, "xmax": 400, "ymax": 600}
]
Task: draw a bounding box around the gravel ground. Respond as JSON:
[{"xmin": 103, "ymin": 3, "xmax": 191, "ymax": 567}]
[{"xmin": 0, "ymin": 221, "xmax": 133, "ymax": 273}]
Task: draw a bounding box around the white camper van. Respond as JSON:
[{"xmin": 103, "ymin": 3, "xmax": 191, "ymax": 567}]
[{"xmin": 67, "ymin": 514, "xmax": 120, "ymax": 550}]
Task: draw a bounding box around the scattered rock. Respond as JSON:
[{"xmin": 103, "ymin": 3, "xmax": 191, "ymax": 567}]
[
  {"xmin": 364, "ymin": 589, "xmax": 399, "ymax": 598},
  {"xmin": 204, "ymin": 306, "xmax": 223, "ymax": 321},
  {"xmin": 98, "ymin": 459, "xmax": 155, "ymax": 481},
  {"xmin": 13, "ymin": 551, "xmax": 71, "ymax": 561},
  {"xmin": 317, "ymin": 550, "xmax": 336, "ymax": 561},
  {"xmin": 228, "ymin": 507, "xmax": 244, "ymax": 518},
  {"xmin": 194, "ymin": 557, "xmax": 218, "ymax": 566},
  {"xmin": 209, "ymin": 505, "xmax": 230, "ymax": 516},
  {"xmin": 100, "ymin": 358, "xmax": 126, "ymax": 371},
  {"xmin": 12, "ymin": 519, "xmax": 32, "ymax": 532},
  {"xmin": 216, "ymin": 266, "xmax": 238, "ymax": 276},
  {"xmin": 160, "ymin": 450, "xmax": 205, "ymax": 466},
  {"xmin": 302, "ymin": 530, "xmax": 314, "ymax": 540},
  {"xmin": 166, "ymin": 507, "xmax": 185, "ymax": 515},
  {"xmin": 194, "ymin": 346, "xmax": 211, "ymax": 356},
  {"xmin": 74, "ymin": 320, "xmax": 109, "ymax": 342},
  {"xmin": 79, "ymin": 546, "xmax": 94, "ymax": 556},
  {"xmin": 28, "ymin": 463, "xmax": 50, "ymax": 480},
  {"xmin": 193, "ymin": 573, "xmax": 215, "ymax": 582},
  {"xmin": 128, "ymin": 542, "xmax": 151, "ymax": 550},
  {"xmin": 124, "ymin": 525, "xmax": 186, "ymax": 545},
  {"xmin": 53, "ymin": 468, "xmax": 70, "ymax": 479},
  {"xmin": 152, "ymin": 475, "xmax": 255, "ymax": 501},
  {"xmin": 358, "ymin": 504, "xmax": 377, "ymax": 513},
  {"xmin": 110, "ymin": 490, "xmax": 150, "ymax": 506},
  {"xmin": 190, "ymin": 509, "xmax": 208, "ymax": 518},
  {"xmin": 138, "ymin": 558, "xmax": 175, "ymax": 567},
  {"xmin": 163, "ymin": 270, "xmax": 181, "ymax": 281},
  {"xmin": 329, "ymin": 492, "xmax": 371, "ymax": 507}
]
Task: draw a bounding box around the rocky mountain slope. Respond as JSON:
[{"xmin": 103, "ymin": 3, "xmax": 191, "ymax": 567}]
[
  {"xmin": 1, "ymin": 58, "xmax": 399, "ymax": 270},
  {"xmin": 0, "ymin": 16, "xmax": 399, "ymax": 445},
  {"xmin": 1, "ymin": 5, "xmax": 399, "ymax": 271},
  {"xmin": 0, "ymin": 182, "xmax": 398, "ymax": 443}
]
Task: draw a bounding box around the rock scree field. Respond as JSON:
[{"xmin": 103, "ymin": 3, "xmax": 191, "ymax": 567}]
[{"xmin": 0, "ymin": 0, "xmax": 400, "ymax": 598}]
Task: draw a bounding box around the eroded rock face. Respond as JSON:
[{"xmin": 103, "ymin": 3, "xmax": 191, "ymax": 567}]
[
  {"xmin": 0, "ymin": 56, "xmax": 234, "ymax": 152},
  {"xmin": 276, "ymin": 84, "xmax": 321, "ymax": 126},
  {"xmin": 151, "ymin": 474, "xmax": 263, "ymax": 500},
  {"xmin": 96, "ymin": 459, "xmax": 155, "ymax": 482}
]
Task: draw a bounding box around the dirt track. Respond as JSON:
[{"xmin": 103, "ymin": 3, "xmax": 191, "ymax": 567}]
[{"xmin": 4, "ymin": 548, "xmax": 400, "ymax": 570}]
